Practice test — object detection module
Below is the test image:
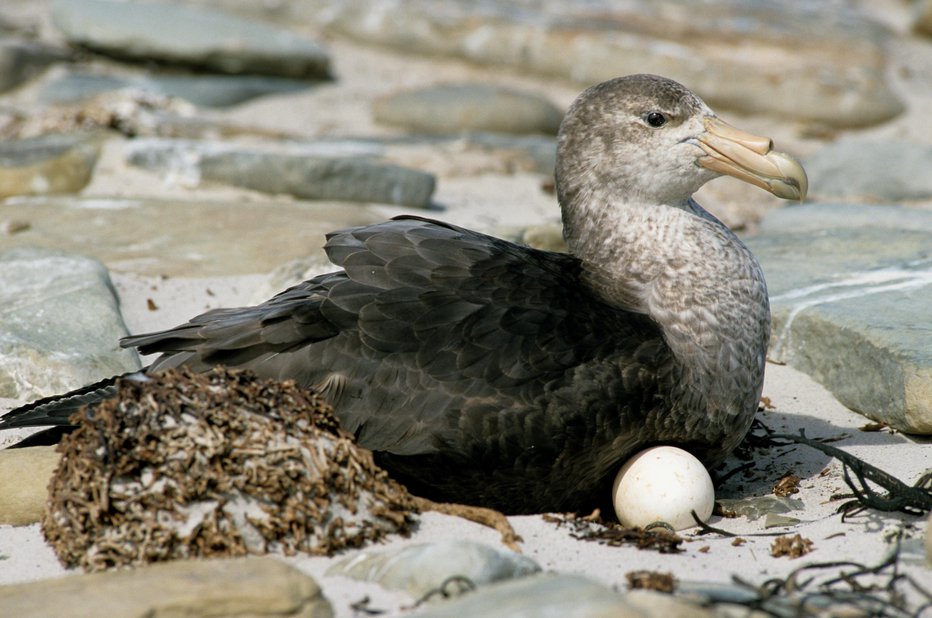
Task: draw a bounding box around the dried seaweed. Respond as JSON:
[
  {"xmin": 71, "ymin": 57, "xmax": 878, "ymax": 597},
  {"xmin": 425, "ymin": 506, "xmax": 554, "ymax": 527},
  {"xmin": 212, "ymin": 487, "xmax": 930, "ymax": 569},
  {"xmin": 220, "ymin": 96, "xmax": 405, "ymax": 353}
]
[
  {"xmin": 627, "ymin": 569, "xmax": 676, "ymax": 593},
  {"xmin": 42, "ymin": 367, "xmax": 417, "ymax": 571},
  {"xmin": 725, "ymin": 531, "xmax": 931, "ymax": 617},
  {"xmin": 542, "ymin": 511, "xmax": 684, "ymax": 553},
  {"xmin": 767, "ymin": 430, "xmax": 932, "ymax": 517},
  {"xmin": 770, "ymin": 534, "xmax": 813, "ymax": 559}
]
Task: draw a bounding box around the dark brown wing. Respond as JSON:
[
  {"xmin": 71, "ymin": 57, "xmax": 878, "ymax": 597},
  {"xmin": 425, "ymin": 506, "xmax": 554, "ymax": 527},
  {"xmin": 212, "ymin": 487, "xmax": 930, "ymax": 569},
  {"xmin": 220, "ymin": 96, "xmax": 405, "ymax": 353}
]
[{"xmin": 121, "ymin": 216, "xmax": 667, "ymax": 459}]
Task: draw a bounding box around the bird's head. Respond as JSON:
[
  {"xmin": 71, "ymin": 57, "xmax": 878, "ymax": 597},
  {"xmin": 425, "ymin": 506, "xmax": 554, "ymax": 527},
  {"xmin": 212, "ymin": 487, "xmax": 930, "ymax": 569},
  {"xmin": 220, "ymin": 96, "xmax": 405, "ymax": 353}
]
[{"xmin": 556, "ymin": 74, "xmax": 807, "ymax": 209}]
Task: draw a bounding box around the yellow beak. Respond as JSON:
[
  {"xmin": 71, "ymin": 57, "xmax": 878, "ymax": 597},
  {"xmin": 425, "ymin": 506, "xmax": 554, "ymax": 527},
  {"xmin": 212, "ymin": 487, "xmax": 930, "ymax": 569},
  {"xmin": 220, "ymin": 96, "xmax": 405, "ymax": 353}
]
[{"xmin": 698, "ymin": 117, "xmax": 808, "ymax": 201}]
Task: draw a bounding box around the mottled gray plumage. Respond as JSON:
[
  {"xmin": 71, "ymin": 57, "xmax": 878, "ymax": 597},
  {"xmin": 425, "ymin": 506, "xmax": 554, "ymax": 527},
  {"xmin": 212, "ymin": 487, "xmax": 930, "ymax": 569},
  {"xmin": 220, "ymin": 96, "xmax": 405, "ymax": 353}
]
[{"xmin": 1, "ymin": 75, "xmax": 807, "ymax": 514}]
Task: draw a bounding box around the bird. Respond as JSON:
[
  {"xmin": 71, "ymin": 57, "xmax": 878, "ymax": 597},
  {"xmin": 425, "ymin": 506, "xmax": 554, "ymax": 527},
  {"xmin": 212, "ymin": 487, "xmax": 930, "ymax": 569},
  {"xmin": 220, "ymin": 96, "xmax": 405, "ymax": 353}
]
[{"xmin": 0, "ymin": 74, "xmax": 807, "ymax": 515}]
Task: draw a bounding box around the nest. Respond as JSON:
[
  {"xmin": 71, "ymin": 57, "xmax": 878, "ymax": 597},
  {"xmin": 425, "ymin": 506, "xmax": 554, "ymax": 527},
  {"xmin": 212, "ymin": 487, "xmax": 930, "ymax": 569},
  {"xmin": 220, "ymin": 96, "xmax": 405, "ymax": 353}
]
[{"xmin": 42, "ymin": 367, "xmax": 417, "ymax": 571}]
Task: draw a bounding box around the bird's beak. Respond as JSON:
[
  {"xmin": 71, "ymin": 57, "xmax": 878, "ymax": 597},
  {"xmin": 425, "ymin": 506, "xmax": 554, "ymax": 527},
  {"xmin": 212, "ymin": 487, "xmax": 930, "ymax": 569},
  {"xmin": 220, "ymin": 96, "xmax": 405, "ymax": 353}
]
[{"xmin": 697, "ymin": 117, "xmax": 808, "ymax": 201}]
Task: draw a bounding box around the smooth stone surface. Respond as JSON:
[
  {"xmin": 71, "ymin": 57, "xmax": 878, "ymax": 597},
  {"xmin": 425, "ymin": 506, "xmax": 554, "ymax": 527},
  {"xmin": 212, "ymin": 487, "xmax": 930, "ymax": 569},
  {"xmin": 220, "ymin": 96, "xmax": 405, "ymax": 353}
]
[
  {"xmin": 805, "ymin": 139, "xmax": 932, "ymax": 202},
  {"xmin": 126, "ymin": 139, "xmax": 436, "ymax": 208},
  {"xmin": 410, "ymin": 572, "xmax": 709, "ymax": 617},
  {"xmin": 307, "ymin": 0, "xmax": 902, "ymax": 127},
  {"xmin": 0, "ymin": 446, "xmax": 59, "ymax": 526},
  {"xmin": 374, "ymin": 84, "xmax": 563, "ymax": 135},
  {"xmin": 915, "ymin": 0, "xmax": 932, "ymax": 37},
  {"xmin": 0, "ymin": 248, "xmax": 140, "ymax": 401},
  {"xmin": 747, "ymin": 203, "xmax": 932, "ymax": 434},
  {"xmin": 0, "ymin": 38, "xmax": 71, "ymax": 93},
  {"xmin": 51, "ymin": 0, "xmax": 331, "ymax": 78},
  {"xmin": 328, "ymin": 540, "xmax": 540, "ymax": 597},
  {"xmin": 38, "ymin": 71, "xmax": 315, "ymax": 108},
  {"xmin": 0, "ymin": 196, "xmax": 382, "ymax": 277},
  {"xmin": 0, "ymin": 557, "xmax": 333, "ymax": 617},
  {"xmin": 0, "ymin": 133, "xmax": 102, "ymax": 199}
]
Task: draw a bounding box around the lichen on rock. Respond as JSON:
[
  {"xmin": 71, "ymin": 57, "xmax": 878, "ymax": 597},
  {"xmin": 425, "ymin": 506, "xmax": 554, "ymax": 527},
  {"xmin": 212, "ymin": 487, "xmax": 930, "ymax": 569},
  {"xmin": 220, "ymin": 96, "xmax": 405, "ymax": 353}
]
[{"xmin": 42, "ymin": 366, "xmax": 417, "ymax": 571}]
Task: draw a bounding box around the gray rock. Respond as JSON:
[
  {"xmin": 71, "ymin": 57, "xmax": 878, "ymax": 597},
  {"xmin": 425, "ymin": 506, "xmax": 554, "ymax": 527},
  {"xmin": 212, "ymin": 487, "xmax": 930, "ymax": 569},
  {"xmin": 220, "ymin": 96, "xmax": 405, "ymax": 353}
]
[
  {"xmin": 0, "ymin": 38, "xmax": 71, "ymax": 93},
  {"xmin": 37, "ymin": 71, "xmax": 315, "ymax": 108},
  {"xmin": 0, "ymin": 446, "xmax": 60, "ymax": 526},
  {"xmin": 914, "ymin": 0, "xmax": 932, "ymax": 37},
  {"xmin": 805, "ymin": 139, "xmax": 932, "ymax": 202},
  {"xmin": 410, "ymin": 572, "xmax": 712, "ymax": 617},
  {"xmin": 305, "ymin": 0, "xmax": 901, "ymax": 128},
  {"xmin": 746, "ymin": 203, "xmax": 932, "ymax": 434},
  {"xmin": 126, "ymin": 139, "xmax": 436, "ymax": 208},
  {"xmin": 327, "ymin": 540, "xmax": 540, "ymax": 597},
  {"xmin": 0, "ymin": 556, "xmax": 333, "ymax": 617},
  {"xmin": 0, "ymin": 248, "xmax": 140, "ymax": 401},
  {"xmin": 0, "ymin": 196, "xmax": 383, "ymax": 277},
  {"xmin": 374, "ymin": 84, "xmax": 563, "ymax": 135},
  {"xmin": 51, "ymin": 0, "xmax": 331, "ymax": 79},
  {"xmin": 0, "ymin": 133, "xmax": 102, "ymax": 199}
]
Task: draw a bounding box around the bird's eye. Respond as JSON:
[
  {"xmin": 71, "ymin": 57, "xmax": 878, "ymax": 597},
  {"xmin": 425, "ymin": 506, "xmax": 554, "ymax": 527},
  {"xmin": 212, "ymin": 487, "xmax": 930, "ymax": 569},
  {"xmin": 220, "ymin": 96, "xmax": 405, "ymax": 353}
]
[{"xmin": 645, "ymin": 111, "xmax": 667, "ymax": 128}]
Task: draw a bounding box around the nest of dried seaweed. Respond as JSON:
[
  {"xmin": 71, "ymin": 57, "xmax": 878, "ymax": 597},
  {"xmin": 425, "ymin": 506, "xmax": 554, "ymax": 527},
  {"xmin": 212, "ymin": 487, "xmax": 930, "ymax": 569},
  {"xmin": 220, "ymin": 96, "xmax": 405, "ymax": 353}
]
[{"xmin": 42, "ymin": 367, "xmax": 417, "ymax": 571}]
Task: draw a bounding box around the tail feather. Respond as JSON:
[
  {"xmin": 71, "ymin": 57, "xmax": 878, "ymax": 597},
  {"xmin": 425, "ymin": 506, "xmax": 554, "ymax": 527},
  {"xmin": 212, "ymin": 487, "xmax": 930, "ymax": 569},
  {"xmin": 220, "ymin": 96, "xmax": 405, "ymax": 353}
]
[{"xmin": 0, "ymin": 371, "xmax": 149, "ymax": 429}]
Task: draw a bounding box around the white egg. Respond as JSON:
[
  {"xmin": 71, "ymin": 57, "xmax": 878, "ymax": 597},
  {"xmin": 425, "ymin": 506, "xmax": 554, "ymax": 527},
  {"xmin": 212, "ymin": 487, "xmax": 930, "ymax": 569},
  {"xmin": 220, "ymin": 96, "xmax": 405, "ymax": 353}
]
[{"xmin": 612, "ymin": 446, "xmax": 715, "ymax": 531}]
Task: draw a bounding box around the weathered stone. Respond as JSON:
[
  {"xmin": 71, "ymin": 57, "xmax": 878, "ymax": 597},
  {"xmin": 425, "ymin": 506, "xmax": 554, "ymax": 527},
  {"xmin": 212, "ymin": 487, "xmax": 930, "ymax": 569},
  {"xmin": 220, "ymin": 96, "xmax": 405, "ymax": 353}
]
[
  {"xmin": 51, "ymin": 0, "xmax": 331, "ymax": 79},
  {"xmin": 0, "ymin": 38, "xmax": 71, "ymax": 93},
  {"xmin": 125, "ymin": 139, "xmax": 436, "ymax": 208},
  {"xmin": 0, "ymin": 556, "xmax": 333, "ymax": 617},
  {"xmin": 409, "ymin": 572, "xmax": 685, "ymax": 617},
  {"xmin": 374, "ymin": 84, "xmax": 563, "ymax": 135},
  {"xmin": 747, "ymin": 204, "xmax": 932, "ymax": 434},
  {"xmin": 805, "ymin": 139, "xmax": 932, "ymax": 202},
  {"xmin": 0, "ymin": 133, "xmax": 102, "ymax": 199},
  {"xmin": 37, "ymin": 71, "xmax": 315, "ymax": 108},
  {"xmin": 0, "ymin": 248, "xmax": 140, "ymax": 401},
  {"xmin": 0, "ymin": 446, "xmax": 59, "ymax": 526},
  {"xmin": 0, "ymin": 197, "xmax": 382, "ymax": 277},
  {"xmin": 327, "ymin": 540, "xmax": 540, "ymax": 597},
  {"xmin": 302, "ymin": 0, "xmax": 901, "ymax": 128}
]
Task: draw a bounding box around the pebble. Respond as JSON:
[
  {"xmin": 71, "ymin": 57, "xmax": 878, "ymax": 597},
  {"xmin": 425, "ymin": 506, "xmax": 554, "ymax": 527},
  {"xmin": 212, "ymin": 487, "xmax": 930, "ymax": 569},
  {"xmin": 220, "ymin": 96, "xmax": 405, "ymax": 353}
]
[
  {"xmin": 374, "ymin": 84, "xmax": 563, "ymax": 135},
  {"xmin": 0, "ymin": 38, "xmax": 71, "ymax": 93},
  {"xmin": 125, "ymin": 138, "xmax": 437, "ymax": 208},
  {"xmin": 38, "ymin": 71, "xmax": 316, "ymax": 108},
  {"xmin": 51, "ymin": 0, "xmax": 331, "ymax": 78},
  {"xmin": 0, "ymin": 133, "xmax": 102, "ymax": 199},
  {"xmin": 327, "ymin": 540, "xmax": 540, "ymax": 597},
  {"xmin": 0, "ymin": 556, "xmax": 333, "ymax": 617},
  {"xmin": 0, "ymin": 247, "xmax": 140, "ymax": 401}
]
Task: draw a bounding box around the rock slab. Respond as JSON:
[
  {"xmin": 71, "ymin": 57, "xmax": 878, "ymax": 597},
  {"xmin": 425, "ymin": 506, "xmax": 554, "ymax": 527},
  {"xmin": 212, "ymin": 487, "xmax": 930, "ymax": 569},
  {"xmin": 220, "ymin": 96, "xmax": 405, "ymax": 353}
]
[
  {"xmin": 374, "ymin": 84, "xmax": 563, "ymax": 135},
  {"xmin": 747, "ymin": 204, "xmax": 932, "ymax": 434},
  {"xmin": 0, "ymin": 446, "xmax": 59, "ymax": 526},
  {"xmin": 0, "ymin": 133, "xmax": 102, "ymax": 199},
  {"xmin": 0, "ymin": 38, "xmax": 71, "ymax": 93},
  {"xmin": 0, "ymin": 556, "xmax": 333, "ymax": 617},
  {"xmin": 0, "ymin": 248, "xmax": 140, "ymax": 401},
  {"xmin": 805, "ymin": 139, "xmax": 932, "ymax": 202},
  {"xmin": 51, "ymin": 0, "xmax": 331, "ymax": 78}
]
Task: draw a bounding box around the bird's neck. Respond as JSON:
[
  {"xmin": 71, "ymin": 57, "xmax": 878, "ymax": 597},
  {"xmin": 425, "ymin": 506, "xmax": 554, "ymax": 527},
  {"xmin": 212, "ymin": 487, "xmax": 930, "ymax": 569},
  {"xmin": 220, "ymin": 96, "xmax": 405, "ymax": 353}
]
[{"xmin": 563, "ymin": 194, "xmax": 771, "ymax": 454}]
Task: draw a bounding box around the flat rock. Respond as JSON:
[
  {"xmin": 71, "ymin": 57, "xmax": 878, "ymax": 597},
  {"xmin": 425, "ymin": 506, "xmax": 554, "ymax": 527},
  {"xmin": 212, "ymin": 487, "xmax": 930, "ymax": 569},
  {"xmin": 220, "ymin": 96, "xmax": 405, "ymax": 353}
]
[
  {"xmin": 0, "ymin": 248, "xmax": 140, "ymax": 401},
  {"xmin": 0, "ymin": 38, "xmax": 71, "ymax": 93},
  {"xmin": 410, "ymin": 572, "xmax": 712, "ymax": 617},
  {"xmin": 0, "ymin": 196, "xmax": 383, "ymax": 277},
  {"xmin": 0, "ymin": 133, "xmax": 102, "ymax": 199},
  {"xmin": 328, "ymin": 540, "xmax": 540, "ymax": 597},
  {"xmin": 746, "ymin": 203, "xmax": 932, "ymax": 434},
  {"xmin": 0, "ymin": 446, "xmax": 60, "ymax": 526},
  {"xmin": 374, "ymin": 84, "xmax": 563, "ymax": 135},
  {"xmin": 306, "ymin": 0, "xmax": 901, "ymax": 128},
  {"xmin": 805, "ymin": 139, "xmax": 932, "ymax": 202},
  {"xmin": 0, "ymin": 556, "xmax": 333, "ymax": 617},
  {"xmin": 51, "ymin": 0, "xmax": 331, "ymax": 79},
  {"xmin": 38, "ymin": 71, "xmax": 315, "ymax": 108},
  {"xmin": 125, "ymin": 138, "xmax": 436, "ymax": 208}
]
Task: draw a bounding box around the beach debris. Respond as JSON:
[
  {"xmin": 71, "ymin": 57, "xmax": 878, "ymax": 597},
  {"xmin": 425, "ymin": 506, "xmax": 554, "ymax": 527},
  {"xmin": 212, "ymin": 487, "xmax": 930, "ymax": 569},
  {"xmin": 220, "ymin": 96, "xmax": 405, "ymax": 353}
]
[
  {"xmin": 42, "ymin": 366, "xmax": 417, "ymax": 570},
  {"xmin": 770, "ymin": 533, "xmax": 814, "ymax": 559},
  {"xmin": 772, "ymin": 472, "xmax": 801, "ymax": 497},
  {"xmin": 542, "ymin": 511, "xmax": 684, "ymax": 553},
  {"xmin": 626, "ymin": 569, "xmax": 675, "ymax": 593}
]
